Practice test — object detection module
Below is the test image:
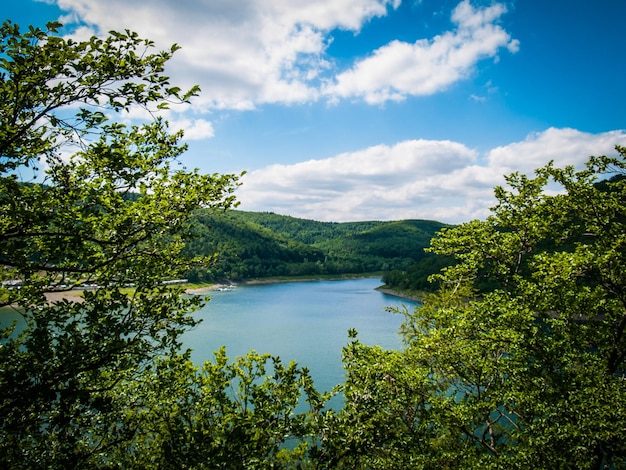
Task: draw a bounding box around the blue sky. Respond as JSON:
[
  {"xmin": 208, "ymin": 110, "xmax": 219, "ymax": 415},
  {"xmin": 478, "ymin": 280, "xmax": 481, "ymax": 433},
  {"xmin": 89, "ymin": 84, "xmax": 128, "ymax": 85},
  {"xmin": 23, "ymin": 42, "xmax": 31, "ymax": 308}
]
[{"xmin": 5, "ymin": 0, "xmax": 626, "ymax": 223}]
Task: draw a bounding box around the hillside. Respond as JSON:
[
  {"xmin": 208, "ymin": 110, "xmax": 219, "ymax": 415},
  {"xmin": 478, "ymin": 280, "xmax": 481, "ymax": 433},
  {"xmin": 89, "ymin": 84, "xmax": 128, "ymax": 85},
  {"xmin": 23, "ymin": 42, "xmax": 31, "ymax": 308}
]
[{"xmin": 183, "ymin": 210, "xmax": 450, "ymax": 282}]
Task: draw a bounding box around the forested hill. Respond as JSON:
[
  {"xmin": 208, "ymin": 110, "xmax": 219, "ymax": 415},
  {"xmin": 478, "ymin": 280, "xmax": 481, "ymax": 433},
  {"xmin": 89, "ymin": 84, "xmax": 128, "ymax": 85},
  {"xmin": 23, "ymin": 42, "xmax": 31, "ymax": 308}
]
[{"xmin": 184, "ymin": 210, "xmax": 450, "ymax": 282}]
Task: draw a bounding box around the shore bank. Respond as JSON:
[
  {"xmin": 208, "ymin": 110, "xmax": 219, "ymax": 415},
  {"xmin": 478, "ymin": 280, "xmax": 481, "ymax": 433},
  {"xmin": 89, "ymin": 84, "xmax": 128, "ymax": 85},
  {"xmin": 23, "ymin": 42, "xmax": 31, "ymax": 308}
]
[
  {"xmin": 375, "ymin": 286, "xmax": 423, "ymax": 303},
  {"xmin": 244, "ymin": 274, "xmax": 380, "ymax": 285},
  {"xmin": 187, "ymin": 277, "xmax": 424, "ymax": 304},
  {"xmin": 185, "ymin": 275, "xmax": 382, "ymax": 295},
  {"xmin": 34, "ymin": 276, "xmax": 410, "ymax": 302},
  {"xmin": 44, "ymin": 290, "xmax": 86, "ymax": 303}
]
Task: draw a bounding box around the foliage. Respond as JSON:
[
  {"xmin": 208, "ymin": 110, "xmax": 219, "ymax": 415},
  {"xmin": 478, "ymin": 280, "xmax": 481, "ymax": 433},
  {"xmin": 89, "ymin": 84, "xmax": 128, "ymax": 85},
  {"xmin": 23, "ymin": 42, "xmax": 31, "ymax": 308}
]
[
  {"xmin": 381, "ymin": 253, "xmax": 456, "ymax": 293},
  {"xmin": 227, "ymin": 211, "xmax": 383, "ymax": 245},
  {"xmin": 184, "ymin": 210, "xmax": 448, "ymax": 281},
  {"xmin": 5, "ymin": 18, "xmax": 626, "ymax": 470},
  {"xmin": 184, "ymin": 211, "xmax": 327, "ymax": 281},
  {"xmin": 321, "ymin": 148, "xmax": 626, "ymax": 469},
  {"xmin": 310, "ymin": 331, "xmax": 444, "ymax": 469},
  {"xmin": 0, "ymin": 20, "xmax": 244, "ymax": 467},
  {"xmin": 101, "ymin": 349, "xmax": 328, "ymax": 469}
]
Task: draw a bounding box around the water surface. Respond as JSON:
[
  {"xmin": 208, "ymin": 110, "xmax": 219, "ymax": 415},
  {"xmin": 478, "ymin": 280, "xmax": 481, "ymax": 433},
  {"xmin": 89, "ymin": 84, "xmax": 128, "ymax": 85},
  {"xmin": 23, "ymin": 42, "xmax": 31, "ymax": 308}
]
[{"xmin": 182, "ymin": 278, "xmax": 418, "ymax": 395}]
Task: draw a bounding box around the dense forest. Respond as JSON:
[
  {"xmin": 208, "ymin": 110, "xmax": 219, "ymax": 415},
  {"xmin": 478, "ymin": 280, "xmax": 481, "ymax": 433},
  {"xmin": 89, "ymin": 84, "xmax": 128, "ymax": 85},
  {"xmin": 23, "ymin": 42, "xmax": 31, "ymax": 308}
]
[{"xmin": 183, "ymin": 210, "xmax": 450, "ymax": 284}]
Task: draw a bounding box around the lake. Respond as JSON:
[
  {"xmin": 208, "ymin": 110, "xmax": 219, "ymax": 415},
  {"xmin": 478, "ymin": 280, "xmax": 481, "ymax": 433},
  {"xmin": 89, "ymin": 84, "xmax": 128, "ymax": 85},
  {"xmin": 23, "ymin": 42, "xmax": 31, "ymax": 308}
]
[
  {"xmin": 181, "ymin": 277, "xmax": 419, "ymax": 397},
  {"xmin": 0, "ymin": 278, "xmax": 419, "ymax": 402}
]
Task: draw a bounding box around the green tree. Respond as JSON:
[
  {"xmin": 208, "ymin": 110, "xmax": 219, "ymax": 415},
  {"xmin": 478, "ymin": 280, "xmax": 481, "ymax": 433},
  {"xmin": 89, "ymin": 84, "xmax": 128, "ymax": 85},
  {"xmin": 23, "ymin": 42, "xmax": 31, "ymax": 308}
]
[
  {"xmin": 320, "ymin": 148, "xmax": 626, "ymax": 469},
  {"xmin": 0, "ymin": 20, "xmax": 249, "ymax": 467},
  {"xmin": 100, "ymin": 348, "xmax": 328, "ymax": 469}
]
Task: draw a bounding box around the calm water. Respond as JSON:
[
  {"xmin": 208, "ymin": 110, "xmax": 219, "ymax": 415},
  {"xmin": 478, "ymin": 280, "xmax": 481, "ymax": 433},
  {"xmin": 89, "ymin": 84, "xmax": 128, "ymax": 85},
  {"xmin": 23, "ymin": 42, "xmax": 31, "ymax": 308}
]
[
  {"xmin": 181, "ymin": 278, "xmax": 419, "ymax": 396},
  {"xmin": 0, "ymin": 278, "xmax": 419, "ymax": 400}
]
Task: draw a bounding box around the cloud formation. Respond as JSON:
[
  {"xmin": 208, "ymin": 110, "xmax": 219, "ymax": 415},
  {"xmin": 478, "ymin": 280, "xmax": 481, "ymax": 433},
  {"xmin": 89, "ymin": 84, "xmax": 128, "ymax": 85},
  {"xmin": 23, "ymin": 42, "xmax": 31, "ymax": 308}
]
[
  {"xmin": 326, "ymin": 0, "xmax": 519, "ymax": 104},
  {"xmin": 55, "ymin": 0, "xmax": 515, "ymax": 109},
  {"xmin": 56, "ymin": 0, "xmax": 401, "ymax": 110},
  {"xmin": 237, "ymin": 128, "xmax": 626, "ymax": 223},
  {"xmin": 47, "ymin": 1, "xmax": 626, "ymax": 224}
]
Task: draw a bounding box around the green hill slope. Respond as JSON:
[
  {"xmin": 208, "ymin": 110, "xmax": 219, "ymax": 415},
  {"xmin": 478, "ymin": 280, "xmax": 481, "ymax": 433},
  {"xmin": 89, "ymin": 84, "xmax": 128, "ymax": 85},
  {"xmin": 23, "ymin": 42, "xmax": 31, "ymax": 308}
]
[{"xmin": 184, "ymin": 210, "xmax": 450, "ymax": 282}]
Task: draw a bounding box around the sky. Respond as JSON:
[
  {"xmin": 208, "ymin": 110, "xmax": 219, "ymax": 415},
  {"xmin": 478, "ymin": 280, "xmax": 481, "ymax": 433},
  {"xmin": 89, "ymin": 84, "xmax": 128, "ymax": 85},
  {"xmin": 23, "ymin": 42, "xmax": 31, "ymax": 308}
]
[{"xmin": 5, "ymin": 0, "xmax": 626, "ymax": 223}]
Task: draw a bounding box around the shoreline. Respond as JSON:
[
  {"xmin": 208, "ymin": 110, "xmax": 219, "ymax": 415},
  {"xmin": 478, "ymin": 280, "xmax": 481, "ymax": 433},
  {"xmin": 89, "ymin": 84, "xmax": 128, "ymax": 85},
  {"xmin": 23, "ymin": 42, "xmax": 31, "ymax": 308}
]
[
  {"xmin": 243, "ymin": 274, "xmax": 380, "ymax": 285},
  {"xmin": 185, "ymin": 275, "xmax": 382, "ymax": 295},
  {"xmin": 26, "ymin": 276, "xmax": 418, "ymax": 303},
  {"xmin": 187, "ymin": 277, "xmax": 423, "ymax": 304},
  {"xmin": 374, "ymin": 287, "xmax": 423, "ymax": 303}
]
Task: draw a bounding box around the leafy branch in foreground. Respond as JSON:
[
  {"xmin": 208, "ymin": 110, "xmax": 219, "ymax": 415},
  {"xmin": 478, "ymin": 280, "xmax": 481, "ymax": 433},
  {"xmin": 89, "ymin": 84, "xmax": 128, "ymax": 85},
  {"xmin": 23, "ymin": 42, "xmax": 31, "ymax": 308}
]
[
  {"xmin": 318, "ymin": 147, "xmax": 626, "ymax": 469},
  {"xmin": 0, "ymin": 20, "xmax": 248, "ymax": 468}
]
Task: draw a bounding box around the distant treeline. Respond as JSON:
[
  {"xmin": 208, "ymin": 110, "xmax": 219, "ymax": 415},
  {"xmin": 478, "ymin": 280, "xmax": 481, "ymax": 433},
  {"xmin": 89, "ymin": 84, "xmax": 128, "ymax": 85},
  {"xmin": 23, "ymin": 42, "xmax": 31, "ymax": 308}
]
[
  {"xmin": 183, "ymin": 210, "xmax": 452, "ymax": 288},
  {"xmin": 382, "ymin": 174, "xmax": 626, "ymax": 294}
]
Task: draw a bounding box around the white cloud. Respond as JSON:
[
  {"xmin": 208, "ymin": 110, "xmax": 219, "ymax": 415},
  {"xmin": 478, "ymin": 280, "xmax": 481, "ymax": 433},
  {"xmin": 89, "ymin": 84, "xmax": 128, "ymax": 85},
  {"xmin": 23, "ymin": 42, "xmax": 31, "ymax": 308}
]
[
  {"xmin": 170, "ymin": 118, "xmax": 215, "ymax": 141},
  {"xmin": 52, "ymin": 0, "xmax": 515, "ymax": 110},
  {"xmin": 486, "ymin": 127, "xmax": 626, "ymax": 173},
  {"xmin": 237, "ymin": 128, "xmax": 626, "ymax": 223},
  {"xmin": 325, "ymin": 0, "xmax": 518, "ymax": 104},
  {"xmin": 114, "ymin": 105, "xmax": 216, "ymax": 141},
  {"xmin": 53, "ymin": 0, "xmax": 401, "ymax": 110}
]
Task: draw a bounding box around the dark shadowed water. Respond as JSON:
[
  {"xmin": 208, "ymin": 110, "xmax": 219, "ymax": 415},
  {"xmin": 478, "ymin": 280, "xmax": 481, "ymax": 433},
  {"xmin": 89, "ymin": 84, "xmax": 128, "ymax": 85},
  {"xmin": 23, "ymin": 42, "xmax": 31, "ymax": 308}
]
[{"xmin": 181, "ymin": 278, "xmax": 419, "ymax": 396}]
